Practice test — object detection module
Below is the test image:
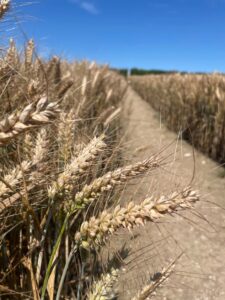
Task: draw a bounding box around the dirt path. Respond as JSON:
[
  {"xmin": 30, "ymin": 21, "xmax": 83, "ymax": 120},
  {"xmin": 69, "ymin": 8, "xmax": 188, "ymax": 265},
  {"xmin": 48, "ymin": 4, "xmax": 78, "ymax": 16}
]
[{"xmin": 110, "ymin": 87, "xmax": 225, "ymax": 300}]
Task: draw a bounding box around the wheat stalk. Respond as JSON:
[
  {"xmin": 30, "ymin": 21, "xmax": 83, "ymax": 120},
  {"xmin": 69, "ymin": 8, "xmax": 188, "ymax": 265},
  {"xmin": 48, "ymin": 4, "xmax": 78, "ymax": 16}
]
[
  {"xmin": 131, "ymin": 260, "xmax": 176, "ymax": 300},
  {"xmin": 75, "ymin": 188, "xmax": 199, "ymax": 249}
]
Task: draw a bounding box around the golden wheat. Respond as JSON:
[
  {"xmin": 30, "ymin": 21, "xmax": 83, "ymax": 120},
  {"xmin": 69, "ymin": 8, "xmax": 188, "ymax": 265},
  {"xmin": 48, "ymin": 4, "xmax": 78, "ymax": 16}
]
[
  {"xmin": 131, "ymin": 73, "xmax": 225, "ymax": 163},
  {"xmin": 75, "ymin": 188, "xmax": 198, "ymax": 249},
  {"xmin": 0, "ymin": 12, "xmax": 200, "ymax": 298}
]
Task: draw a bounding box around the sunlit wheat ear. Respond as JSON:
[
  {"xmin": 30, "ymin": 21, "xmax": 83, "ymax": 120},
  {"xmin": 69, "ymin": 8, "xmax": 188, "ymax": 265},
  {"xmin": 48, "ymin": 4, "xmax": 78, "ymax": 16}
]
[
  {"xmin": 25, "ymin": 39, "xmax": 34, "ymax": 70},
  {"xmin": 71, "ymin": 155, "xmax": 162, "ymax": 211},
  {"xmin": 57, "ymin": 111, "xmax": 76, "ymax": 161},
  {"xmin": 0, "ymin": 38, "xmax": 17, "ymax": 77},
  {"xmin": 0, "ymin": 128, "xmax": 48, "ymax": 201},
  {"xmin": 87, "ymin": 269, "xmax": 119, "ymax": 300},
  {"xmin": 0, "ymin": 97, "xmax": 60, "ymax": 145},
  {"xmin": 81, "ymin": 75, "xmax": 87, "ymax": 96},
  {"xmin": 75, "ymin": 187, "xmax": 199, "ymax": 249},
  {"xmin": 23, "ymin": 132, "xmax": 34, "ymax": 159},
  {"xmin": 29, "ymin": 128, "xmax": 51, "ymax": 184},
  {"xmin": 32, "ymin": 128, "xmax": 49, "ymax": 164},
  {"xmin": 6, "ymin": 38, "xmax": 18, "ymax": 67},
  {"xmin": 48, "ymin": 135, "xmax": 106, "ymax": 198},
  {"xmin": 0, "ymin": 0, "xmax": 10, "ymax": 20},
  {"xmin": 92, "ymin": 70, "xmax": 100, "ymax": 88},
  {"xmin": 106, "ymin": 88, "xmax": 113, "ymax": 102},
  {"xmin": 0, "ymin": 161, "xmax": 31, "ymax": 198},
  {"xmin": 131, "ymin": 260, "xmax": 176, "ymax": 300}
]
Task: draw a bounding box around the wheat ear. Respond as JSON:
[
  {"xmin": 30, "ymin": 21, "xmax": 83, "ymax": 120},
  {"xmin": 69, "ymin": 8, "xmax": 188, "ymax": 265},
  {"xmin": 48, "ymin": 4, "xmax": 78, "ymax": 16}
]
[
  {"xmin": 48, "ymin": 135, "xmax": 106, "ymax": 198},
  {"xmin": 0, "ymin": 161, "xmax": 31, "ymax": 198},
  {"xmin": 72, "ymin": 155, "xmax": 161, "ymax": 210},
  {"xmin": 25, "ymin": 39, "xmax": 34, "ymax": 70},
  {"xmin": 57, "ymin": 111, "xmax": 76, "ymax": 161},
  {"xmin": 32, "ymin": 128, "xmax": 49, "ymax": 165},
  {"xmin": 75, "ymin": 188, "xmax": 199, "ymax": 249},
  {"xmin": 0, "ymin": 0, "xmax": 10, "ymax": 19},
  {"xmin": 0, "ymin": 129, "xmax": 49, "ymax": 211},
  {"xmin": 87, "ymin": 269, "xmax": 119, "ymax": 300},
  {"xmin": 5, "ymin": 38, "xmax": 18, "ymax": 68},
  {"xmin": 0, "ymin": 97, "xmax": 60, "ymax": 145},
  {"xmin": 29, "ymin": 128, "xmax": 50, "ymax": 184}
]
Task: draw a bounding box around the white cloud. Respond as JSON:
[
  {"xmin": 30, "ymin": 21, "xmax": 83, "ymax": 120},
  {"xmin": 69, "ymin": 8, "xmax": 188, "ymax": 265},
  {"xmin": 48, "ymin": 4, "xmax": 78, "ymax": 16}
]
[
  {"xmin": 81, "ymin": 2, "xmax": 99, "ymax": 14},
  {"xmin": 69, "ymin": 0, "xmax": 99, "ymax": 14}
]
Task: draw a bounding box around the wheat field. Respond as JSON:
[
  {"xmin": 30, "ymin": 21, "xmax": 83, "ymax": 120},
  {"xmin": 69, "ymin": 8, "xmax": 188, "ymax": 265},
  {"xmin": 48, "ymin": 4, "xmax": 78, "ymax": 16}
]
[
  {"xmin": 0, "ymin": 1, "xmax": 218, "ymax": 299},
  {"xmin": 131, "ymin": 73, "xmax": 225, "ymax": 164}
]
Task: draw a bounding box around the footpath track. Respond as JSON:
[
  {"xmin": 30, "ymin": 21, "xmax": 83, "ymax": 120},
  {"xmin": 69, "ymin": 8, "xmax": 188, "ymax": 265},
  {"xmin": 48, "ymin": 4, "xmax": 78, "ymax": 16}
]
[{"xmin": 112, "ymin": 87, "xmax": 225, "ymax": 300}]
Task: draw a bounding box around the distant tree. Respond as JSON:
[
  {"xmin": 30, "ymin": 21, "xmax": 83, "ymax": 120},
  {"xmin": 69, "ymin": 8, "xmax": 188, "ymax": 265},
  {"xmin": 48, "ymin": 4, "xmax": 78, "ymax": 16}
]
[{"xmin": 130, "ymin": 68, "xmax": 178, "ymax": 75}]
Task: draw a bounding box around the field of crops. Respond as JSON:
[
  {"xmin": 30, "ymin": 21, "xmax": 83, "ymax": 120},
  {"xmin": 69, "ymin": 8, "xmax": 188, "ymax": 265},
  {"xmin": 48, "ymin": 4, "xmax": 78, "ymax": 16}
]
[
  {"xmin": 0, "ymin": 17, "xmax": 200, "ymax": 300},
  {"xmin": 131, "ymin": 73, "xmax": 225, "ymax": 164},
  {"xmin": 1, "ymin": 1, "xmax": 225, "ymax": 300},
  {"xmin": 0, "ymin": 40, "xmax": 201, "ymax": 298}
]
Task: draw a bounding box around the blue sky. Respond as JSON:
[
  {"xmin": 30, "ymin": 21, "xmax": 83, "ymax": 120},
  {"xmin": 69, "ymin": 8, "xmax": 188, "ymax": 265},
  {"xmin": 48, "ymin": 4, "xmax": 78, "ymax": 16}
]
[{"xmin": 6, "ymin": 0, "xmax": 225, "ymax": 72}]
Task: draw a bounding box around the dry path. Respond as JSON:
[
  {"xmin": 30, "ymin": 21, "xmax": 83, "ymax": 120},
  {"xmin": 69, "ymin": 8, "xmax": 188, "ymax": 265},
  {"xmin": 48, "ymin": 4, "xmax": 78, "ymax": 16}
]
[{"xmin": 110, "ymin": 87, "xmax": 225, "ymax": 300}]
